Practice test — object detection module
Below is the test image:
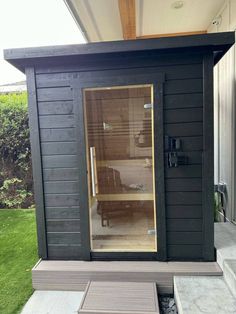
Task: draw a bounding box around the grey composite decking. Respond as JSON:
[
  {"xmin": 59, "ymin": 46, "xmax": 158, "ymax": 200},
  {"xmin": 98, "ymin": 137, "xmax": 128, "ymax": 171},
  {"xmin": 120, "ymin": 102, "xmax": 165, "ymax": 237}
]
[
  {"xmin": 32, "ymin": 260, "xmax": 222, "ymax": 294},
  {"xmin": 78, "ymin": 281, "xmax": 159, "ymax": 314}
]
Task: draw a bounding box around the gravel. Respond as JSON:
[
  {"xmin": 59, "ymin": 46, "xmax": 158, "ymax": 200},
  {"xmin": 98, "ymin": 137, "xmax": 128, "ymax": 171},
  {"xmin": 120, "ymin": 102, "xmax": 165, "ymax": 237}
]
[{"xmin": 159, "ymin": 295, "xmax": 178, "ymax": 314}]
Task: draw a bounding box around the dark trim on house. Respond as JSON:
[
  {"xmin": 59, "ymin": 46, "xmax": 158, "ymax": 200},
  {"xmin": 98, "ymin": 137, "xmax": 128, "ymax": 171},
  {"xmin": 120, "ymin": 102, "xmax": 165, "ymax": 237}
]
[
  {"xmin": 202, "ymin": 53, "xmax": 215, "ymax": 261},
  {"xmin": 25, "ymin": 67, "xmax": 48, "ymax": 259},
  {"xmin": 91, "ymin": 252, "xmax": 160, "ymax": 261},
  {"xmin": 155, "ymin": 81, "xmax": 167, "ymax": 260},
  {"xmin": 4, "ymin": 32, "xmax": 235, "ymax": 72},
  {"xmin": 71, "ymin": 80, "xmax": 91, "ymax": 261}
]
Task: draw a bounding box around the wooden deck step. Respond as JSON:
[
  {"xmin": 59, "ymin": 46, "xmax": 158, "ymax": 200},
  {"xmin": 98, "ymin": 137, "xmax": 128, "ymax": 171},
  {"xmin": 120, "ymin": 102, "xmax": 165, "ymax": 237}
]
[
  {"xmin": 78, "ymin": 281, "xmax": 159, "ymax": 314},
  {"xmin": 32, "ymin": 260, "xmax": 222, "ymax": 294}
]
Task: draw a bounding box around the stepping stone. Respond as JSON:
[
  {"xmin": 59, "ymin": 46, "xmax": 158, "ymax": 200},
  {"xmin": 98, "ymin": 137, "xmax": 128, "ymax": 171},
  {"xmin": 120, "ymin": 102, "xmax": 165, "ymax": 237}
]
[
  {"xmin": 78, "ymin": 281, "xmax": 159, "ymax": 314},
  {"xmin": 224, "ymin": 259, "xmax": 236, "ymax": 298},
  {"xmin": 174, "ymin": 276, "xmax": 236, "ymax": 314},
  {"xmin": 21, "ymin": 290, "xmax": 84, "ymax": 314}
]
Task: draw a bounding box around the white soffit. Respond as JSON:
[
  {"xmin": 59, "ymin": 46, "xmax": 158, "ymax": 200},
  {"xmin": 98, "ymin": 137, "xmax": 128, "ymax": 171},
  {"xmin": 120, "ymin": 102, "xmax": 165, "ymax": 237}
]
[
  {"xmin": 69, "ymin": 0, "xmax": 225, "ymax": 42},
  {"xmin": 137, "ymin": 0, "xmax": 225, "ymax": 36},
  {"xmin": 70, "ymin": 0, "xmax": 123, "ymax": 41}
]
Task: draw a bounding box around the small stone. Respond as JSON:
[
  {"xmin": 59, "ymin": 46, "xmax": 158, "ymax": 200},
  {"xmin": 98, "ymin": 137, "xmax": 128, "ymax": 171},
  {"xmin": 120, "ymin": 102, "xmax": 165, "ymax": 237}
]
[{"xmin": 159, "ymin": 295, "xmax": 178, "ymax": 314}]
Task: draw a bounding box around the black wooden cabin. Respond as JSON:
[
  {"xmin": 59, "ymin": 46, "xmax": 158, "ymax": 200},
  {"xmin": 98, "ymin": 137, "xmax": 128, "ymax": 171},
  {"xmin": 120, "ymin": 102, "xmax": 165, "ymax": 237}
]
[{"xmin": 4, "ymin": 32, "xmax": 235, "ymax": 262}]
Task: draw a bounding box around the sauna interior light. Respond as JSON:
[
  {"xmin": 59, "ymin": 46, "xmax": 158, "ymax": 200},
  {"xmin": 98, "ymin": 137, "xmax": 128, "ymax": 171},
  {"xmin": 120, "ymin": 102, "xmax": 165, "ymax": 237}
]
[{"xmin": 171, "ymin": 1, "xmax": 184, "ymax": 9}]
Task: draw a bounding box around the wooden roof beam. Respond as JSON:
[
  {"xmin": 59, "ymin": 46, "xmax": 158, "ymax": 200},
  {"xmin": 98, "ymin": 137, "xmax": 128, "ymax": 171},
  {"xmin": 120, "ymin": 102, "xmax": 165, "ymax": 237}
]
[
  {"xmin": 137, "ymin": 30, "xmax": 207, "ymax": 39},
  {"xmin": 118, "ymin": 0, "xmax": 136, "ymax": 40}
]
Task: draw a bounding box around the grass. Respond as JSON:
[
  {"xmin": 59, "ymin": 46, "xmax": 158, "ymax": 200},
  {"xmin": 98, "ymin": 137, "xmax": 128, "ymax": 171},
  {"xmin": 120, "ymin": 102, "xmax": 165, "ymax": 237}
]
[{"xmin": 0, "ymin": 209, "xmax": 38, "ymax": 314}]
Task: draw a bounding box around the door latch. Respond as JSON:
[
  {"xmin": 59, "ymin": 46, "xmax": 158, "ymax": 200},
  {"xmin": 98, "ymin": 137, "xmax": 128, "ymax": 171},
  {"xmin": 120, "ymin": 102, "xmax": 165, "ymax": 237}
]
[
  {"xmin": 165, "ymin": 135, "xmax": 182, "ymax": 151},
  {"xmin": 168, "ymin": 152, "xmax": 188, "ymax": 168},
  {"xmin": 165, "ymin": 135, "xmax": 188, "ymax": 168}
]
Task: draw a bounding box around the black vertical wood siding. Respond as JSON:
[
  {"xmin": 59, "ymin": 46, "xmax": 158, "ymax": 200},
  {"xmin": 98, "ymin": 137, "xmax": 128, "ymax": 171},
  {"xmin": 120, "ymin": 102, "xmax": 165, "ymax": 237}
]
[{"xmin": 33, "ymin": 52, "xmax": 211, "ymax": 260}]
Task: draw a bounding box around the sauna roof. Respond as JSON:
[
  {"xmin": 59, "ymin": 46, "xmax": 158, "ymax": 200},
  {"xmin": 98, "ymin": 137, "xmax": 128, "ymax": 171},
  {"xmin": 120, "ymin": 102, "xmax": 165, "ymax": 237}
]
[{"xmin": 4, "ymin": 31, "xmax": 235, "ymax": 72}]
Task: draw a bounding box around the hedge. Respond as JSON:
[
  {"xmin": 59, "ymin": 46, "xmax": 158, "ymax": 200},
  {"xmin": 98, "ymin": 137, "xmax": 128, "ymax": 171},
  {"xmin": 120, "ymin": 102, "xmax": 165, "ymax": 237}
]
[{"xmin": 0, "ymin": 92, "xmax": 33, "ymax": 208}]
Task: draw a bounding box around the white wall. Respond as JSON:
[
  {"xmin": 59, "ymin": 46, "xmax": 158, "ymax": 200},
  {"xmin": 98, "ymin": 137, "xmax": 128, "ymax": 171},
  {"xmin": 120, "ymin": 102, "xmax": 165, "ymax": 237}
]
[{"xmin": 208, "ymin": 0, "xmax": 236, "ymax": 221}]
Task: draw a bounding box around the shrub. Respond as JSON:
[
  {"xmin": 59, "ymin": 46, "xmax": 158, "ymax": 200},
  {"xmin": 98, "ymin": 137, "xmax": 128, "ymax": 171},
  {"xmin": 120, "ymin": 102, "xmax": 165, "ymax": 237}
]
[{"xmin": 0, "ymin": 92, "xmax": 33, "ymax": 208}]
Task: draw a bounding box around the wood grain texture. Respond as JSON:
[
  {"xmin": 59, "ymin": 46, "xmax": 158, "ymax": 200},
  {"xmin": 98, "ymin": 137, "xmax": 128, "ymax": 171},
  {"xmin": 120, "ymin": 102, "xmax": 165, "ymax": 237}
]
[
  {"xmin": 45, "ymin": 206, "xmax": 80, "ymax": 219},
  {"xmin": 137, "ymin": 31, "xmax": 207, "ymax": 39},
  {"xmin": 79, "ymin": 281, "xmax": 159, "ymax": 314},
  {"xmin": 4, "ymin": 31, "xmax": 234, "ymax": 65},
  {"xmin": 46, "ymin": 219, "xmax": 81, "ymax": 232},
  {"xmin": 40, "ymin": 128, "xmax": 76, "ymax": 142},
  {"xmin": 164, "ymin": 108, "xmax": 203, "ymax": 123},
  {"xmin": 45, "ymin": 194, "xmax": 80, "ymax": 207},
  {"xmin": 42, "ymin": 155, "xmax": 78, "ymax": 168},
  {"xmin": 166, "ymin": 205, "xmax": 202, "ymax": 219},
  {"xmin": 202, "ymin": 53, "xmax": 215, "ymax": 261},
  {"xmin": 43, "ymin": 168, "xmax": 79, "ymax": 181},
  {"xmin": 37, "ymin": 87, "xmax": 72, "ymax": 102},
  {"xmin": 35, "ymin": 64, "xmax": 202, "ymax": 86},
  {"xmin": 118, "ymin": 0, "xmax": 136, "ymax": 40},
  {"xmin": 154, "ymin": 81, "xmax": 167, "ymax": 260},
  {"xmin": 39, "ymin": 115, "xmax": 75, "ymax": 129},
  {"xmin": 166, "ymin": 165, "xmax": 202, "ymax": 178},
  {"xmin": 44, "ymin": 181, "xmax": 79, "ymax": 194},
  {"xmin": 164, "ymin": 93, "xmax": 203, "ymax": 109},
  {"xmin": 166, "ymin": 192, "xmax": 202, "ymax": 205},
  {"xmin": 165, "ymin": 122, "xmax": 203, "ymax": 137},
  {"xmin": 166, "ymin": 178, "xmax": 202, "ymax": 192},
  {"xmin": 167, "ymin": 218, "xmax": 202, "ymax": 232},
  {"xmin": 167, "ymin": 232, "xmax": 202, "ymax": 245},
  {"xmin": 38, "ymin": 101, "xmax": 73, "ymax": 115},
  {"xmin": 167, "ymin": 245, "xmax": 202, "ymax": 259},
  {"xmin": 32, "ymin": 43, "xmax": 211, "ymax": 261},
  {"xmin": 47, "ymin": 232, "xmax": 81, "ymax": 245},
  {"xmin": 41, "ymin": 142, "xmax": 77, "ymax": 155},
  {"xmin": 25, "ymin": 67, "xmax": 47, "ymax": 259},
  {"xmin": 32, "ymin": 260, "xmax": 222, "ymax": 295},
  {"xmin": 47, "ymin": 245, "xmax": 82, "ymax": 259}
]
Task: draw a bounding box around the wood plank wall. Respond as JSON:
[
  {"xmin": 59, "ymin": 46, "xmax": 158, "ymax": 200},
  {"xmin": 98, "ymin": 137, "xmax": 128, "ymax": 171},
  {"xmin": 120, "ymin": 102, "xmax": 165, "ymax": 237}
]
[{"xmin": 34, "ymin": 52, "xmax": 204, "ymax": 260}]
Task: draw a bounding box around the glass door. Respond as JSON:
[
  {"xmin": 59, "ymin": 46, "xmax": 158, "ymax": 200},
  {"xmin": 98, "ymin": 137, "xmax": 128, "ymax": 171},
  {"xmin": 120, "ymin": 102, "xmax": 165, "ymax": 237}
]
[{"xmin": 83, "ymin": 84, "xmax": 157, "ymax": 252}]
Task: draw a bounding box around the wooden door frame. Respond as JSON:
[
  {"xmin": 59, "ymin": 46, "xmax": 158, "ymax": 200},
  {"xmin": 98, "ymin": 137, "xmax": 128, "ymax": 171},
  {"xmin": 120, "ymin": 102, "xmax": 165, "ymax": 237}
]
[{"xmin": 71, "ymin": 69, "xmax": 166, "ymax": 261}]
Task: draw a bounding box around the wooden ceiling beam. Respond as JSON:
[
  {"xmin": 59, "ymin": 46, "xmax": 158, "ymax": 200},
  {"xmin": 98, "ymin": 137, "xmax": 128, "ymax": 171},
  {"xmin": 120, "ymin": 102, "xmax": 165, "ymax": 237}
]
[
  {"xmin": 137, "ymin": 30, "xmax": 207, "ymax": 40},
  {"xmin": 118, "ymin": 0, "xmax": 136, "ymax": 40}
]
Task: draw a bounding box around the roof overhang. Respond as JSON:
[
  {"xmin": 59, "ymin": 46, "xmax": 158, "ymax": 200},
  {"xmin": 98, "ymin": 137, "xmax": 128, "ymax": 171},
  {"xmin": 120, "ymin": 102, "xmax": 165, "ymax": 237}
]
[
  {"xmin": 63, "ymin": 0, "xmax": 225, "ymax": 42},
  {"xmin": 4, "ymin": 32, "xmax": 235, "ymax": 72}
]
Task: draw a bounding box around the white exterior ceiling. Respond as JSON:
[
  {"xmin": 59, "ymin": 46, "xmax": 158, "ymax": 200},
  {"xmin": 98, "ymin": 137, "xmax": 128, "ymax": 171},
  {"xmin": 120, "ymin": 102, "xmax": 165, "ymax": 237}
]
[{"xmin": 69, "ymin": 0, "xmax": 225, "ymax": 42}]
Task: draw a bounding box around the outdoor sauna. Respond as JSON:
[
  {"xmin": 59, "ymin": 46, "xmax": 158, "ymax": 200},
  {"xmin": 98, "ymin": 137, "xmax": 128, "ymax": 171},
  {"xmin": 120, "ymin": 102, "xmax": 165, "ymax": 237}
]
[{"xmin": 4, "ymin": 32, "xmax": 235, "ymax": 262}]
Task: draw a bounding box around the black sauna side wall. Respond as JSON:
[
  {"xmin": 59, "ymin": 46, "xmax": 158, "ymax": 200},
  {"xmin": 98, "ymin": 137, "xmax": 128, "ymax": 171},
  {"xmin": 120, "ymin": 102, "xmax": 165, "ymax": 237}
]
[
  {"xmin": 164, "ymin": 77, "xmax": 203, "ymax": 260},
  {"xmin": 30, "ymin": 52, "xmax": 213, "ymax": 260}
]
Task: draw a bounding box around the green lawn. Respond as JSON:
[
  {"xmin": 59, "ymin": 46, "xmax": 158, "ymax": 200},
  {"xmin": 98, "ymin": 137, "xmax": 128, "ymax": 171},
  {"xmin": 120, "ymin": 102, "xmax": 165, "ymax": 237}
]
[{"xmin": 0, "ymin": 209, "xmax": 38, "ymax": 314}]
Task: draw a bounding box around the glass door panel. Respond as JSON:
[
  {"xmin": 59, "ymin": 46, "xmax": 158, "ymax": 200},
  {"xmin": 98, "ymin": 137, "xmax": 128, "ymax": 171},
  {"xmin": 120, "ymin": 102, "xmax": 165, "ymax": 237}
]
[{"xmin": 83, "ymin": 85, "xmax": 157, "ymax": 252}]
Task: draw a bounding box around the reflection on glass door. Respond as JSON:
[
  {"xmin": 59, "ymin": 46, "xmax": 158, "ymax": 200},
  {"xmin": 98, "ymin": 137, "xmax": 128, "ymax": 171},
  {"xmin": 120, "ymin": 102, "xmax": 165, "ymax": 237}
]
[{"xmin": 83, "ymin": 85, "xmax": 156, "ymax": 252}]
